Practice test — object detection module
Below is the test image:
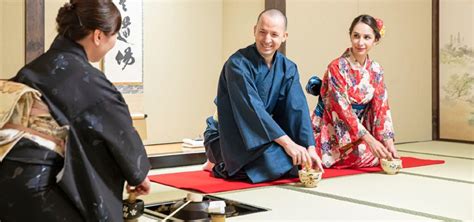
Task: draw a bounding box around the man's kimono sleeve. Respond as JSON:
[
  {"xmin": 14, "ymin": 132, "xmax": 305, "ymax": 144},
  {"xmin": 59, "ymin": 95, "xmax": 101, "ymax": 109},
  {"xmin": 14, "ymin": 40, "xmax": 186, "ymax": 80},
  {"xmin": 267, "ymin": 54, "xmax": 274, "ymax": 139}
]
[
  {"xmin": 77, "ymin": 97, "xmax": 150, "ymax": 186},
  {"xmin": 273, "ymin": 65, "xmax": 315, "ymax": 148},
  {"xmin": 224, "ymin": 59, "xmax": 285, "ymax": 150}
]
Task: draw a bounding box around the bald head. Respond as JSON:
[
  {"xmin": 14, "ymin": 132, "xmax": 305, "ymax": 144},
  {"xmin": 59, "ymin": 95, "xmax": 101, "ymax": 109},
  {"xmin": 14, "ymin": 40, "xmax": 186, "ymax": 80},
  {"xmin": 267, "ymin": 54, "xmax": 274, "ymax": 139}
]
[
  {"xmin": 256, "ymin": 9, "xmax": 287, "ymax": 30},
  {"xmin": 253, "ymin": 9, "xmax": 288, "ymax": 66}
]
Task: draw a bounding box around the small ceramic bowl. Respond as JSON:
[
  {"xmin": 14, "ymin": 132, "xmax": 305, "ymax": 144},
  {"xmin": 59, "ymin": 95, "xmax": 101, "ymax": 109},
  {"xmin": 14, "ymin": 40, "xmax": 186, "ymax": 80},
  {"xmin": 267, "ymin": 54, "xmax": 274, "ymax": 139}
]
[
  {"xmin": 380, "ymin": 158, "xmax": 403, "ymax": 175},
  {"xmin": 122, "ymin": 194, "xmax": 144, "ymax": 220},
  {"xmin": 210, "ymin": 213, "xmax": 226, "ymax": 222},
  {"xmin": 298, "ymin": 168, "xmax": 322, "ymax": 188}
]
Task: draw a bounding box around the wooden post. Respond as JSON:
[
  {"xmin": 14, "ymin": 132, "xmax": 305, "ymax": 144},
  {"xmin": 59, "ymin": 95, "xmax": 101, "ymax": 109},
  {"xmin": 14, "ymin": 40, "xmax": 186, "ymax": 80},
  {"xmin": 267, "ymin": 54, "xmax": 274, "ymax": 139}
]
[
  {"xmin": 25, "ymin": 0, "xmax": 45, "ymax": 64},
  {"xmin": 265, "ymin": 0, "xmax": 286, "ymax": 55},
  {"xmin": 432, "ymin": 0, "xmax": 439, "ymax": 140}
]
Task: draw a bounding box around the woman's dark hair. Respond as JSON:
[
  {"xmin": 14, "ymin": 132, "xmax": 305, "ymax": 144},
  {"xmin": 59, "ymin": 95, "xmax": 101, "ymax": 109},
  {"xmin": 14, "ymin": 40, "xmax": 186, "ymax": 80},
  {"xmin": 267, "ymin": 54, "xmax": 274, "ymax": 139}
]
[
  {"xmin": 349, "ymin": 14, "xmax": 381, "ymax": 41},
  {"xmin": 56, "ymin": 0, "xmax": 122, "ymax": 41}
]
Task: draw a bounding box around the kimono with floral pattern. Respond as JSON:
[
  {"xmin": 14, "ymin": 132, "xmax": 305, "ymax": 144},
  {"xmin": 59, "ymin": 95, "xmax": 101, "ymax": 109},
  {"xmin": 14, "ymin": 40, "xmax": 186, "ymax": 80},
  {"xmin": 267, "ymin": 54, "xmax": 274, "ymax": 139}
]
[{"xmin": 312, "ymin": 48, "xmax": 395, "ymax": 168}]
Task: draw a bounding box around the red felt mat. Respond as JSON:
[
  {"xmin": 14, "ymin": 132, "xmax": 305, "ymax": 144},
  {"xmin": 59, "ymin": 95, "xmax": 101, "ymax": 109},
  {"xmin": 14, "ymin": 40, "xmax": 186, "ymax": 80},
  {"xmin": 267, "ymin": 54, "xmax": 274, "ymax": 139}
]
[{"xmin": 149, "ymin": 157, "xmax": 444, "ymax": 193}]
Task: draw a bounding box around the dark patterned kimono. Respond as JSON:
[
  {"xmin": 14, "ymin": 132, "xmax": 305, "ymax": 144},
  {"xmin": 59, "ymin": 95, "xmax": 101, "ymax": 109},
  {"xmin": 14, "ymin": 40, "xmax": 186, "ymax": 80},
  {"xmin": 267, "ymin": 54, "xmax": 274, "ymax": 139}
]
[
  {"xmin": 7, "ymin": 36, "xmax": 150, "ymax": 221},
  {"xmin": 204, "ymin": 44, "xmax": 315, "ymax": 183}
]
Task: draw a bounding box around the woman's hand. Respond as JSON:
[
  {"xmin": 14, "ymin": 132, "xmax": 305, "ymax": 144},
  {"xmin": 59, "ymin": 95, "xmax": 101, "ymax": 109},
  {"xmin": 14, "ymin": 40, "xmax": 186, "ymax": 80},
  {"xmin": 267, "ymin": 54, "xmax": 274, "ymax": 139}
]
[
  {"xmin": 126, "ymin": 177, "xmax": 151, "ymax": 196},
  {"xmin": 362, "ymin": 134, "xmax": 392, "ymax": 160},
  {"xmin": 384, "ymin": 139, "xmax": 399, "ymax": 159},
  {"xmin": 308, "ymin": 146, "xmax": 325, "ymax": 173}
]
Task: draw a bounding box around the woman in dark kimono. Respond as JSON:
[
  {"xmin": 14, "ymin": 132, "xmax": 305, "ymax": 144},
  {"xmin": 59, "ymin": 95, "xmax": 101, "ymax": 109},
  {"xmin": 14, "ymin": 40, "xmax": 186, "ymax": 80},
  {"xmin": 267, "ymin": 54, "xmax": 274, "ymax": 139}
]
[{"xmin": 0, "ymin": 1, "xmax": 150, "ymax": 221}]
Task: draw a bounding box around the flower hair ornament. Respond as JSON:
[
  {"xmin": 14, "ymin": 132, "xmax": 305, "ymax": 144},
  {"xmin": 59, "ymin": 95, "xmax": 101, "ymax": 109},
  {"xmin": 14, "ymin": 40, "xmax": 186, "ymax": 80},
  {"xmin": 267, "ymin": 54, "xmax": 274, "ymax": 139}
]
[{"xmin": 375, "ymin": 18, "xmax": 385, "ymax": 38}]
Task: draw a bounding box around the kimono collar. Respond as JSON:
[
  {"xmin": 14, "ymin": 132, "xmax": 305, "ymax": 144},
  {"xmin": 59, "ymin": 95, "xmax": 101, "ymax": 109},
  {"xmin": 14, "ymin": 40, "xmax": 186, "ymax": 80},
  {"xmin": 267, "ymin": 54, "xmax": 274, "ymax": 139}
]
[
  {"xmin": 251, "ymin": 43, "xmax": 279, "ymax": 69},
  {"xmin": 50, "ymin": 35, "xmax": 89, "ymax": 62},
  {"xmin": 343, "ymin": 48, "xmax": 371, "ymax": 71}
]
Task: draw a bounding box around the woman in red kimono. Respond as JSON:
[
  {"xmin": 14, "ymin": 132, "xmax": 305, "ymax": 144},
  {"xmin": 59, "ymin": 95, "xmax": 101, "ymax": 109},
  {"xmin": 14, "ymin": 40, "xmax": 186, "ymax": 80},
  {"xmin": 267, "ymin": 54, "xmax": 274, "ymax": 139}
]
[{"xmin": 306, "ymin": 15, "xmax": 399, "ymax": 169}]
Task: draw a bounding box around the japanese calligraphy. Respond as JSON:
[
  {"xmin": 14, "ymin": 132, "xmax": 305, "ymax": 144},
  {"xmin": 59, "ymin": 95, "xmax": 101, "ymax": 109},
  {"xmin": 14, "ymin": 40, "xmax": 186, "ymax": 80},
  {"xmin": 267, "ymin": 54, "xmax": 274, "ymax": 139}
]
[
  {"xmin": 105, "ymin": 0, "xmax": 143, "ymax": 81},
  {"xmin": 117, "ymin": 16, "xmax": 131, "ymax": 43},
  {"xmin": 119, "ymin": 0, "xmax": 127, "ymax": 11},
  {"xmin": 115, "ymin": 47, "xmax": 135, "ymax": 70}
]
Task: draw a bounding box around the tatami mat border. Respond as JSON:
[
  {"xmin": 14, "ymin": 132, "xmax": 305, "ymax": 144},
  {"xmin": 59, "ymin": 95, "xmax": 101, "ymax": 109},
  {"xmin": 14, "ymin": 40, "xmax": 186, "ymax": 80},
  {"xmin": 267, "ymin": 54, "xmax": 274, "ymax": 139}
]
[
  {"xmin": 398, "ymin": 150, "xmax": 474, "ymax": 160},
  {"xmin": 278, "ymin": 185, "xmax": 462, "ymax": 222},
  {"xmin": 399, "ymin": 172, "xmax": 473, "ymax": 184}
]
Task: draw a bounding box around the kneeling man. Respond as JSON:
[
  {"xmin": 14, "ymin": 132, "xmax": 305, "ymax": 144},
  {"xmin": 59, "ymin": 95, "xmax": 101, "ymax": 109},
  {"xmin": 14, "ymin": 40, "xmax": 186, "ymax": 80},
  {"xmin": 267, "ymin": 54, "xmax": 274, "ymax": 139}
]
[{"xmin": 203, "ymin": 9, "xmax": 324, "ymax": 183}]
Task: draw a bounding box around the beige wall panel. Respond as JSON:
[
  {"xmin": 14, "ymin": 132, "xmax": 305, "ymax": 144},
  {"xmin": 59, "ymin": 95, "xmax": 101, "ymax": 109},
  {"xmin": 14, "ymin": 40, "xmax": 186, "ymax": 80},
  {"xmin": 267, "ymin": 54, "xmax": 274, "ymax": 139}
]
[
  {"xmin": 288, "ymin": 0, "xmax": 432, "ymax": 143},
  {"xmin": 359, "ymin": 0, "xmax": 432, "ymax": 142},
  {"xmin": 45, "ymin": 0, "xmax": 65, "ymax": 49},
  {"xmin": 44, "ymin": 0, "xmax": 225, "ymax": 143},
  {"xmin": 0, "ymin": 0, "xmax": 25, "ymax": 79},
  {"xmin": 222, "ymin": 0, "xmax": 264, "ymax": 63},
  {"xmin": 287, "ymin": 0, "xmax": 358, "ymax": 109},
  {"xmin": 0, "ymin": 2, "xmax": 3, "ymax": 77},
  {"xmin": 144, "ymin": 0, "xmax": 223, "ymax": 144},
  {"xmin": 42, "ymin": 0, "xmax": 431, "ymax": 144}
]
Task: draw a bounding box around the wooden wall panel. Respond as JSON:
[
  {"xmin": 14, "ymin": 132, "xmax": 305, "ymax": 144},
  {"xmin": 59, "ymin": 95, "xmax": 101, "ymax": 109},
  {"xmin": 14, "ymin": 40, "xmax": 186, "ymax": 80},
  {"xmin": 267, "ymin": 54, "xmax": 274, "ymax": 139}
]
[{"xmin": 25, "ymin": 0, "xmax": 44, "ymax": 64}]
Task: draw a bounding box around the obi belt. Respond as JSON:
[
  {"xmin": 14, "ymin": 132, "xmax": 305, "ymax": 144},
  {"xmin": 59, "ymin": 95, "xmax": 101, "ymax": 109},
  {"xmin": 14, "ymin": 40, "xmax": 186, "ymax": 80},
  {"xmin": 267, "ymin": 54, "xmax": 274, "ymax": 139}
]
[
  {"xmin": 313, "ymin": 97, "xmax": 368, "ymax": 120},
  {"xmin": 0, "ymin": 80, "xmax": 68, "ymax": 161}
]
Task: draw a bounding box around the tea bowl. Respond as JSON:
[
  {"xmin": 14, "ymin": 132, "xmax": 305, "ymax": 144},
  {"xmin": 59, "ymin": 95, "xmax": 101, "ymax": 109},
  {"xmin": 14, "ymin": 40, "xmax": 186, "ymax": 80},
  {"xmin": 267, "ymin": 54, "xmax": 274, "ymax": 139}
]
[
  {"xmin": 298, "ymin": 168, "xmax": 322, "ymax": 188},
  {"xmin": 380, "ymin": 158, "xmax": 403, "ymax": 175}
]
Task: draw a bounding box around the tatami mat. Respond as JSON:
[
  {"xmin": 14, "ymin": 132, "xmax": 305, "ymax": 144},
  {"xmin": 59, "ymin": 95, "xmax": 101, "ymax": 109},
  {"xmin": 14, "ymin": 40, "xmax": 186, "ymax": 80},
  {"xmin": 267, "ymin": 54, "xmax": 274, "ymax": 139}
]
[
  {"xmin": 140, "ymin": 141, "xmax": 473, "ymax": 221},
  {"xmin": 217, "ymin": 187, "xmax": 432, "ymax": 221},
  {"xmin": 397, "ymin": 141, "xmax": 474, "ymax": 159},
  {"xmin": 292, "ymin": 173, "xmax": 472, "ymax": 221},
  {"xmin": 399, "ymin": 151, "xmax": 473, "ymax": 183}
]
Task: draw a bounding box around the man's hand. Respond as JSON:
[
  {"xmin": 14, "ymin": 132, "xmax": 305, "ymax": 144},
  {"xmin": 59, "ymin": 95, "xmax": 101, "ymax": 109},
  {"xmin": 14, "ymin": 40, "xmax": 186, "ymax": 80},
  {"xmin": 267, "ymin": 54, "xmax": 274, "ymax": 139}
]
[
  {"xmin": 308, "ymin": 146, "xmax": 325, "ymax": 173},
  {"xmin": 275, "ymin": 135, "xmax": 311, "ymax": 166},
  {"xmin": 284, "ymin": 143, "xmax": 312, "ymax": 166},
  {"xmin": 126, "ymin": 177, "xmax": 151, "ymax": 196}
]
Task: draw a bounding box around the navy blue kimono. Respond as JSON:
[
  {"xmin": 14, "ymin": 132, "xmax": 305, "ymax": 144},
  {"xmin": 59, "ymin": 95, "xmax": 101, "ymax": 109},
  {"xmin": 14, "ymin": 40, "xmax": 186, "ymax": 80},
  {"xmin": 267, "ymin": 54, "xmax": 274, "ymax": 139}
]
[{"xmin": 204, "ymin": 44, "xmax": 315, "ymax": 183}]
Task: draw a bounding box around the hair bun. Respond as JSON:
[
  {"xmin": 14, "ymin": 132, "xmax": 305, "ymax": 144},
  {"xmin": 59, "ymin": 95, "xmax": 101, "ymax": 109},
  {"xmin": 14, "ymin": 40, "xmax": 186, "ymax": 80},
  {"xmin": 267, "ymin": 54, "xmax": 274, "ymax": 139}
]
[
  {"xmin": 306, "ymin": 75, "xmax": 322, "ymax": 96},
  {"xmin": 64, "ymin": 2, "xmax": 74, "ymax": 11}
]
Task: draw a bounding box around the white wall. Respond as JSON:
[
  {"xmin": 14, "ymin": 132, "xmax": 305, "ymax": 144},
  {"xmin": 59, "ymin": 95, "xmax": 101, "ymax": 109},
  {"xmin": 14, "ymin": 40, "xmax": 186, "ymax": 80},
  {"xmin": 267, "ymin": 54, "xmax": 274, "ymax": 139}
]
[
  {"xmin": 44, "ymin": 0, "xmax": 65, "ymax": 49},
  {"xmin": 222, "ymin": 0, "xmax": 264, "ymax": 63},
  {"xmin": 42, "ymin": 0, "xmax": 431, "ymax": 144},
  {"xmin": 0, "ymin": 0, "xmax": 25, "ymax": 79},
  {"xmin": 288, "ymin": 0, "xmax": 432, "ymax": 143},
  {"xmin": 41, "ymin": 0, "xmax": 265, "ymax": 144},
  {"xmin": 143, "ymin": 0, "xmax": 264, "ymax": 143},
  {"xmin": 0, "ymin": 2, "xmax": 3, "ymax": 77},
  {"xmin": 143, "ymin": 0, "xmax": 224, "ymax": 143}
]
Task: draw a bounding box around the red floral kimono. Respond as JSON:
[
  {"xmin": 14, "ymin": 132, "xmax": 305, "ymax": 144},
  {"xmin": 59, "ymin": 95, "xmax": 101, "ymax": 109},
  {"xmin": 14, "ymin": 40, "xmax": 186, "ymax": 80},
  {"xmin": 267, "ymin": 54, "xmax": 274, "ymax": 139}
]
[{"xmin": 312, "ymin": 48, "xmax": 395, "ymax": 168}]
